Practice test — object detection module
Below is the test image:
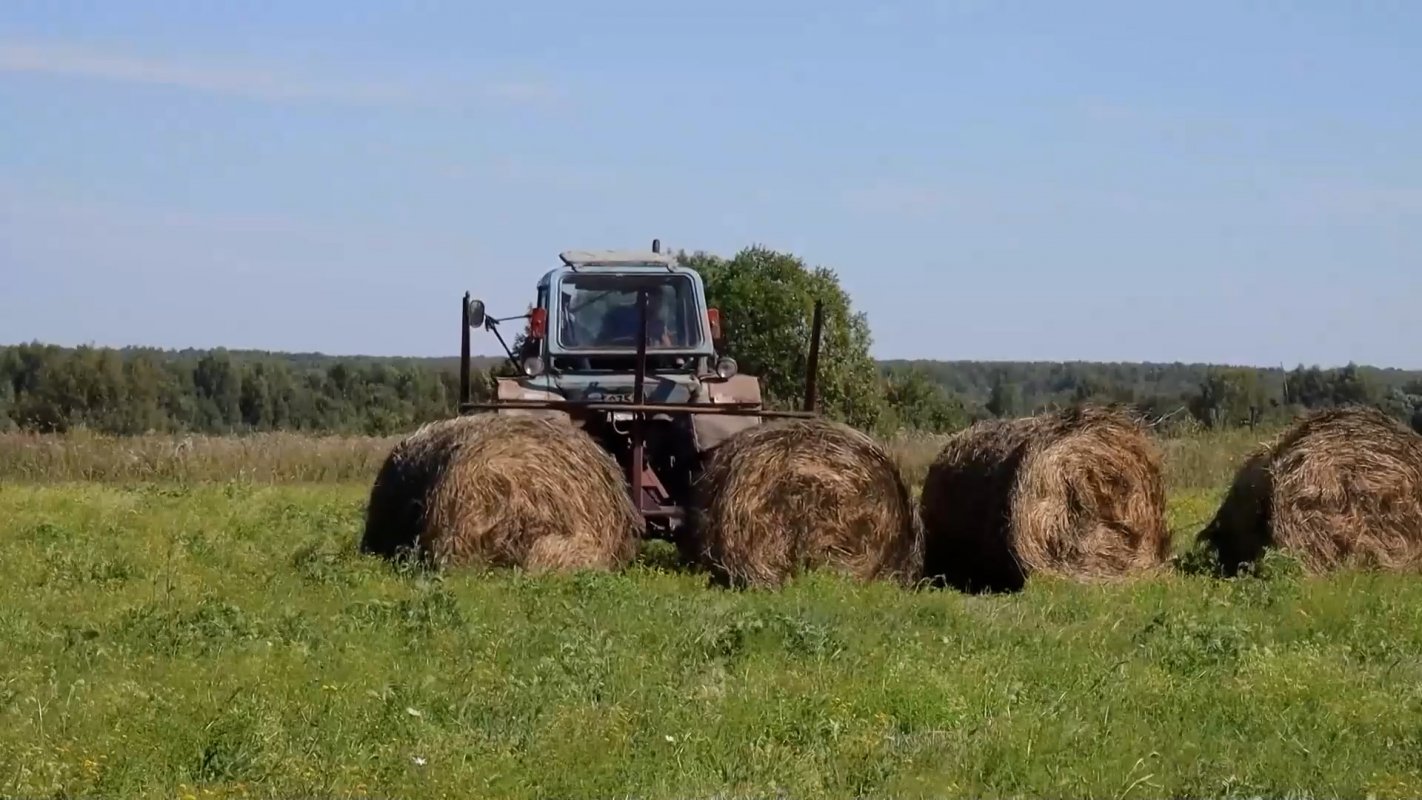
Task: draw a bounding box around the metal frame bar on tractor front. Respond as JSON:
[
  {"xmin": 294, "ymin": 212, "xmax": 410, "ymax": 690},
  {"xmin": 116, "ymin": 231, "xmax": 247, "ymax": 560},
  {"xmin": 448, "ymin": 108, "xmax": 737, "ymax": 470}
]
[{"xmin": 456, "ymin": 279, "xmax": 826, "ymax": 526}]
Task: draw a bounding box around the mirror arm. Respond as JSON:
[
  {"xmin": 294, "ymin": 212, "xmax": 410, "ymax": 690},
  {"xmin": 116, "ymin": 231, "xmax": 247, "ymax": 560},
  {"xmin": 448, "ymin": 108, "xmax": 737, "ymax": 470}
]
[
  {"xmin": 485, "ymin": 317, "xmax": 523, "ymax": 375},
  {"xmin": 464, "ymin": 296, "xmax": 530, "ymax": 388}
]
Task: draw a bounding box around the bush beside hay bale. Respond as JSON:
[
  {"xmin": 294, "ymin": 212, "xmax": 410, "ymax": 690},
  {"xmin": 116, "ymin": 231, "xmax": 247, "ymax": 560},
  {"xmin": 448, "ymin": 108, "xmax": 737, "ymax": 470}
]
[
  {"xmin": 1197, "ymin": 406, "xmax": 1422, "ymax": 575},
  {"xmin": 920, "ymin": 405, "xmax": 1170, "ymax": 592},
  {"xmin": 690, "ymin": 417, "xmax": 921, "ymax": 589},
  {"xmin": 361, "ymin": 414, "xmax": 643, "ymax": 573}
]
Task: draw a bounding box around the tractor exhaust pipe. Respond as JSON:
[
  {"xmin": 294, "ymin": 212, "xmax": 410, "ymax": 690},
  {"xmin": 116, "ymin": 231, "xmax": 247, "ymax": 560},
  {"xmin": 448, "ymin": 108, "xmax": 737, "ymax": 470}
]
[
  {"xmin": 803, "ymin": 299, "xmax": 824, "ymax": 412},
  {"xmin": 651, "ymin": 238, "xmax": 661, "ymax": 253}
]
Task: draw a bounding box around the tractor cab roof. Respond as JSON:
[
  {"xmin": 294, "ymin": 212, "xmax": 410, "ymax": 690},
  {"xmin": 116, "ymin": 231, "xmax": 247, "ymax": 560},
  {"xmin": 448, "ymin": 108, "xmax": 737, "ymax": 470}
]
[
  {"xmin": 537, "ymin": 249, "xmax": 702, "ymax": 292},
  {"xmin": 558, "ymin": 249, "xmax": 678, "ymax": 270}
]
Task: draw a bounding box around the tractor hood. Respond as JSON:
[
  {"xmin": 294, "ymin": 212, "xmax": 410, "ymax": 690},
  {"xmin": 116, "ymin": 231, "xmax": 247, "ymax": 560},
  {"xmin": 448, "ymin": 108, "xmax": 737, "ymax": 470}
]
[
  {"xmin": 491, "ymin": 371, "xmax": 765, "ymax": 451},
  {"xmin": 525, "ymin": 373, "xmax": 700, "ymax": 404}
]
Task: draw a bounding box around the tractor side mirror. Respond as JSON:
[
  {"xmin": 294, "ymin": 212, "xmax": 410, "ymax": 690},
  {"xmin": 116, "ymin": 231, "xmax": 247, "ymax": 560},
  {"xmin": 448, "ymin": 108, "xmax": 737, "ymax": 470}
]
[{"xmin": 466, "ymin": 298, "xmax": 486, "ymax": 329}]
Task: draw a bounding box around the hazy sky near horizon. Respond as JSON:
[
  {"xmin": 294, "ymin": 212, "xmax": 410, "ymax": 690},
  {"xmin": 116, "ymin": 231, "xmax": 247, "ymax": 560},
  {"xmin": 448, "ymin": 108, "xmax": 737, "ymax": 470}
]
[{"xmin": 2, "ymin": 2, "xmax": 1419, "ymax": 368}]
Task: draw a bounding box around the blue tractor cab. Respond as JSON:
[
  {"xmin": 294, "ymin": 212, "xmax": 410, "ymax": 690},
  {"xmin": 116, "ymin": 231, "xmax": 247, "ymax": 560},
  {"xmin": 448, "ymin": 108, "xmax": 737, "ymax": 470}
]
[{"xmin": 533, "ymin": 247, "xmax": 724, "ymax": 378}]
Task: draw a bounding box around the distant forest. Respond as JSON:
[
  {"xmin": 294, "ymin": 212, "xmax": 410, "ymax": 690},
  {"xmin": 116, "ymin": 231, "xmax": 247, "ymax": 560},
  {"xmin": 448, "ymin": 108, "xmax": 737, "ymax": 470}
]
[{"xmin": 3, "ymin": 342, "xmax": 1421, "ymax": 436}]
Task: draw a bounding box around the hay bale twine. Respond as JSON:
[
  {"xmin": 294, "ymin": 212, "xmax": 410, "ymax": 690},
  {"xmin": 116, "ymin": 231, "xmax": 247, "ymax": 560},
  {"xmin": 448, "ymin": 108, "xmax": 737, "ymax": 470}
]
[
  {"xmin": 690, "ymin": 417, "xmax": 921, "ymax": 588},
  {"xmin": 360, "ymin": 414, "xmax": 643, "ymax": 573},
  {"xmin": 1197, "ymin": 406, "xmax": 1422, "ymax": 574},
  {"xmin": 920, "ymin": 405, "xmax": 1170, "ymax": 592}
]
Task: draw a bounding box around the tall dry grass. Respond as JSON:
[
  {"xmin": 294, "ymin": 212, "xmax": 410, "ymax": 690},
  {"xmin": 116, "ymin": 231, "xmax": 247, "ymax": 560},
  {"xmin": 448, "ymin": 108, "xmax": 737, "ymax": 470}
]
[
  {"xmin": 885, "ymin": 425, "xmax": 1277, "ymax": 493},
  {"xmin": 1157, "ymin": 426, "xmax": 1278, "ymax": 491},
  {"xmin": 0, "ymin": 430, "xmax": 398, "ymax": 483},
  {"xmin": 0, "ymin": 424, "xmax": 1277, "ymax": 492},
  {"xmin": 880, "ymin": 430, "xmax": 954, "ymax": 489}
]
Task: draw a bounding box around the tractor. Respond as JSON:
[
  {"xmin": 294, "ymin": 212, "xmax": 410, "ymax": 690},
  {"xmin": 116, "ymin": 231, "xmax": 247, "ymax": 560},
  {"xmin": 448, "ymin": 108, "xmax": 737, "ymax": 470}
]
[{"xmin": 457, "ymin": 239, "xmax": 824, "ymax": 547}]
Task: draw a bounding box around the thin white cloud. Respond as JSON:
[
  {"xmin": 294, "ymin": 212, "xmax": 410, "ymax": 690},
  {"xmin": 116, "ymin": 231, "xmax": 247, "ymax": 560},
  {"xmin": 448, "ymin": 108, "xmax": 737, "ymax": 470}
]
[{"xmin": 0, "ymin": 40, "xmax": 560, "ymax": 107}]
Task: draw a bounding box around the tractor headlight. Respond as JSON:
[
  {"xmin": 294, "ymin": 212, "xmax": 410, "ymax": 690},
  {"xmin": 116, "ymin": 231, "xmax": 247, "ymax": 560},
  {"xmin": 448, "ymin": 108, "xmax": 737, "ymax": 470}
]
[
  {"xmin": 521, "ymin": 356, "xmax": 544, "ymax": 376},
  {"xmin": 715, "ymin": 356, "xmax": 738, "ymax": 379}
]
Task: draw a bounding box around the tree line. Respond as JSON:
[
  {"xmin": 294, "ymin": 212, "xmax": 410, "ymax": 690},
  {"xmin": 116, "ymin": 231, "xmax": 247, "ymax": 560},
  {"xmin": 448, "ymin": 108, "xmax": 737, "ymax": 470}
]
[
  {"xmin": 4, "ymin": 245, "xmax": 1420, "ymax": 436},
  {"xmin": 3, "ymin": 342, "xmax": 1419, "ymax": 437},
  {"xmin": 882, "ymin": 358, "xmax": 1422, "ymax": 433},
  {"xmin": 0, "ymin": 344, "xmax": 479, "ymax": 436}
]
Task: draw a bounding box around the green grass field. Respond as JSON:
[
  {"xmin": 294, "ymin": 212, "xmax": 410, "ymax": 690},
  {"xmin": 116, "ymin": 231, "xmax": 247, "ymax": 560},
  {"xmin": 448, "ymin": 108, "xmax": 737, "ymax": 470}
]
[{"xmin": 3, "ymin": 431, "xmax": 1421, "ymax": 798}]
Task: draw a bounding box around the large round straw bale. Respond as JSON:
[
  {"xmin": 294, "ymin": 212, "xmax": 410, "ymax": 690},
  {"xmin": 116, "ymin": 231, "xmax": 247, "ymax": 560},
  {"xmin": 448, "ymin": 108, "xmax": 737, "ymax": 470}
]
[
  {"xmin": 1197, "ymin": 405, "xmax": 1422, "ymax": 574},
  {"xmin": 360, "ymin": 415, "xmax": 487, "ymax": 560},
  {"xmin": 690, "ymin": 417, "xmax": 921, "ymax": 589},
  {"xmin": 360, "ymin": 414, "xmax": 643, "ymax": 573},
  {"xmin": 920, "ymin": 405, "xmax": 1170, "ymax": 592}
]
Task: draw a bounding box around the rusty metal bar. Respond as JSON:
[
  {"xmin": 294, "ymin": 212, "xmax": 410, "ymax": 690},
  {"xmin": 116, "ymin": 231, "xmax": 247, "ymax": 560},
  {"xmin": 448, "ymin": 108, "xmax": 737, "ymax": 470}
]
[
  {"xmin": 460, "ymin": 399, "xmax": 815, "ymax": 417},
  {"xmin": 460, "ymin": 292, "xmax": 471, "ymax": 406},
  {"xmin": 630, "ymin": 288, "xmax": 649, "ymax": 511},
  {"xmin": 804, "ymin": 299, "xmax": 824, "ymax": 412},
  {"xmin": 633, "ymin": 289, "xmax": 649, "ymax": 406},
  {"xmin": 486, "ymin": 319, "xmax": 522, "ymax": 376}
]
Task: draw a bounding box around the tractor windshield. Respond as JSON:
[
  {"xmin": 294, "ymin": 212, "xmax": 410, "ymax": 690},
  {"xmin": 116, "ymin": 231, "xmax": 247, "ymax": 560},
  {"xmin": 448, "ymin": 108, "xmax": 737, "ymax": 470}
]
[{"xmin": 556, "ymin": 273, "xmax": 702, "ymax": 351}]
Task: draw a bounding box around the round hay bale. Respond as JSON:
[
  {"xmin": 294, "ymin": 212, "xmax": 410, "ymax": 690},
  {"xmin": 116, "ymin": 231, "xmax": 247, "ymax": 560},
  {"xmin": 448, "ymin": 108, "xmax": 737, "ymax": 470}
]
[
  {"xmin": 360, "ymin": 414, "xmax": 643, "ymax": 573},
  {"xmin": 1197, "ymin": 405, "xmax": 1422, "ymax": 575},
  {"xmin": 920, "ymin": 405, "xmax": 1170, "ymax": 592},
  {"xmin": 690, "ymin": 417, "xmax": 921, "ymax": 589},
  {"xmin": 361, "ymin": 414, "xmax": 493, "ymax": 560}
]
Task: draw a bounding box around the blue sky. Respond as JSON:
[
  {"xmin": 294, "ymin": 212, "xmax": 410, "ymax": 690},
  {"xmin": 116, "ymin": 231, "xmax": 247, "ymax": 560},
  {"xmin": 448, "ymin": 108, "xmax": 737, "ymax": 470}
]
[{"xmin": 2, "ymin": 2, "xmax": 1419, "ymax": 367}]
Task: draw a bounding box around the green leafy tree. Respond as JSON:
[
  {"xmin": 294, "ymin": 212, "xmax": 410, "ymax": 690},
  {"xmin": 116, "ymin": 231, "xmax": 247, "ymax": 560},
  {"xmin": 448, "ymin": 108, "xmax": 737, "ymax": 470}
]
[
  {"xmin": 0, "ymin": 374, "xmax": 14, "ymax": 432},
  {"xmin": 1189, "ymin": 367, "xmax": 1273, "ymax": 429},
  {"xmin": 680, "ymin": 246, "xmax": 884, "ymax": 430},
  {"xmin": 1327, "ymin": 363, "xmax": 1375, "ymax": 406},
  {"xmin": 881, "ymin": 367, "xmax": 971, "ymax": 433},
  {"xmin": 193, "ymin": 351, "xmax": 242, "ymax": 432},
  {"xmin": 1284, "ymin": 363, "xmax": 1378, "ymax": 410},
  {"xmin": 114, "ymin": 353, "xmax": 171, "ymax": 434},
  {"xmin": 985, "ymin": 371, "xmax": 1021, "ymax": 418}
]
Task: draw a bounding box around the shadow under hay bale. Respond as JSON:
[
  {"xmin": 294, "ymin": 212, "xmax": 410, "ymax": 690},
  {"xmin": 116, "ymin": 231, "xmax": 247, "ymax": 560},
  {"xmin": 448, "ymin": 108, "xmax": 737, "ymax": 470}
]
[
  {"xmin": 1197, "ymin": 406, "xmax": 1422, "ymax": 576},
  {"xmin": 360, "ymin": 414, "xmax": 643, "ymax": 573},
  {"xmin": 920, "ymin": 405, "xmax": 1170, "ymax": 593},
  {"xmin": 689, "ymin": 417, "xmax": 921, "ymax": 589}
]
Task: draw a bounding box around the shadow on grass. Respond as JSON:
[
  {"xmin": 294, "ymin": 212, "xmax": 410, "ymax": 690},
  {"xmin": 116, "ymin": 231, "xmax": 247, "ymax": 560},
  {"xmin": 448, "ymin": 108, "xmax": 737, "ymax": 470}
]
[{"xmin": 1172, "ymin": 535, "xmax": 1305, "ymax": 583}]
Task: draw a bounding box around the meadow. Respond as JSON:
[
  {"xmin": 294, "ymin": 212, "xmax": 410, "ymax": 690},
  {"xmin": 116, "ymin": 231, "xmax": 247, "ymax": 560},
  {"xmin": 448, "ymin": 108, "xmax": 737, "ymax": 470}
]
[{"xmin": 3, "ymin": 428, "xmax": 1421, "ymax": 798}]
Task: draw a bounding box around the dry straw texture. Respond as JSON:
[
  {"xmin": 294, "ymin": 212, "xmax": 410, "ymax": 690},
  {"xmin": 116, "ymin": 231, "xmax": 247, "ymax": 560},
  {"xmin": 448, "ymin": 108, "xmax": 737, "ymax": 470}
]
[
  {"xmin": 361, "ymin": 414, "xmax": 643, "ymax": 573},
  {"xmin": 920, "ymin": 405, "xmax": 1170, "ymax": 592},
  {"xmin": 690, "ymin": 417, "xmax": 922, "ymax": 589},
  {"xmin": 1198, "ymin": 406, "xmax": 1422, "ymax": 574}
]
